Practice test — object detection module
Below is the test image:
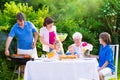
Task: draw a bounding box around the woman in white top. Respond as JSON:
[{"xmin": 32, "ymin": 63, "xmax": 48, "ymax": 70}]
[{"xmin": 40, "ymin": 17, "xmax": 58, "ymax": 52}]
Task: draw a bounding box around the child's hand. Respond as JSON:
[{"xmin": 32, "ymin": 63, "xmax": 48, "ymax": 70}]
[
  {"xmin": 88, "ymin": 54, "xmax": 93, "ymax": 58},
  {"xmin": 88, "ymin": 54, "xmax": 98, "ymax": 59},
  {"xmin": 98, "ymin": 68, "xmax": 102, "ymax": 71}
]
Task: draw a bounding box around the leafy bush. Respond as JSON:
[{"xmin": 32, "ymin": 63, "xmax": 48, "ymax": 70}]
[
  {"xmin": 98, "ymin": 0, "xmax": 120, "ymax": 44},
  {"xmin": 0, "ymin": 32, "xmax": 16, "ymax": 80},
  {"xmin": 30, "ymin": 0, "xmax": 120, "ymax": 49},
  {"xmin": 0, "ymin": 1, "xmax": 49, "ymax": 28},
  {"xmin": 56, "ymin": 19, "xmax": 99, "ymax": 54},
  {"xmin": 0, "ymin": 56, "xmax": 13, "ymax": 80}
]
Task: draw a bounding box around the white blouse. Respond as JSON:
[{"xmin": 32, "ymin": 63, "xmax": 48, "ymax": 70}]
[
  {"xmin": 39, "ymin": 26, "xmax": 57, "ymax": 52},
  {"xmin": 72, "ymin": 42, "xmax": 85, "ymax": 57}
]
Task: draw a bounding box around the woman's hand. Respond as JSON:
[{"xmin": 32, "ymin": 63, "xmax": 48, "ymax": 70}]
[{"xmin": 48, "ymin": 44, "xmax": 54, "ymax": 49}]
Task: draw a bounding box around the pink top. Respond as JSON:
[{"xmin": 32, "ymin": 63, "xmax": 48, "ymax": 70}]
[{"xmin": 49, "ymin": 31, "xmax": 56, "ymax": 44}]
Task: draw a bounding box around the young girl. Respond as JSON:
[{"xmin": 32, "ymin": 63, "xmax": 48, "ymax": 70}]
[
  {"xmin": 98, "ymin": 32, "xmax": 114, "ymax": 80},
  {"xmin": 53, "ymin": 40, "xmax": 64, "ymax": 55}
]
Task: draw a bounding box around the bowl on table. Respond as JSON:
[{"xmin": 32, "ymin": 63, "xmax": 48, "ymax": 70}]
[
  {"xmin": 57, "ymin": 33, "xmax": 68, "ymax": 42},
  {"xmin": 46, "ymin": 52, "xmax": 55, "ymax": 59}
]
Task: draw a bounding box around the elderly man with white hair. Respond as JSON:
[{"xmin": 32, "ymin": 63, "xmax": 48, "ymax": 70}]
[{"xmin": 71, "ymin": 32, "xmax": 93, "ymax": 58}]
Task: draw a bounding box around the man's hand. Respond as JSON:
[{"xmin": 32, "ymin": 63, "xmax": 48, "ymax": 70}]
[
  {"xmin": 5, "ymin": 49, "xmax": 10, "ymax": 56},
  {"xmin": 5, "ymin": 37, "xmax": 13, "ymax": 56},
  {"xmin": 32, "ymin": 42, "xmax": 36, "ymax": 48},
  {"xmin": 32, "ymin": 31, "xmax": 38, "ymax": 49}
]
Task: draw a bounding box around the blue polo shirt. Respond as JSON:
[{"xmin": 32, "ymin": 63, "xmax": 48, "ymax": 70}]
[
  {"xmin": 9, "ymin": 21, "xmax": 37, "ymax": 50},
  {"xmin": 99, "ymin": 44, "xmax": 115, "ymax": 73}
]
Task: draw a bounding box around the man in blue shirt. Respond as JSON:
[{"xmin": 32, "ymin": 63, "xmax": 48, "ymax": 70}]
[{"xmin": 5, "ymin": 12, "xmax": 38, "ymax": 58}]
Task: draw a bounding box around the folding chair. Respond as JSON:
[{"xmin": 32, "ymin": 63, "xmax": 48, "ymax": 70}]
[{"xmin": 104, "ymin": 44, "xmax": 119, "ymax": 80}]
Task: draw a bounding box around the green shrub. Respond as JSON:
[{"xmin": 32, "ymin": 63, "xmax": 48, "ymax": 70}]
[
  {"xmin": 1, "ymin": 1, "xmax": 49, "ymax": 29},
  {"xmin": 0, "ymin": 56, "xmax": 13, "ymax": 80},
  {"xmin": 0, "ymin": 32, "xmax": 16, "ymax": 80},
  {"xmin": 56, "ymin": 19, "xmax": 99, "ymax": 54}
]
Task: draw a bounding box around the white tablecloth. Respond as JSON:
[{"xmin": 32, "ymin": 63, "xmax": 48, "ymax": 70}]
[{"xmin": 24, "ymin": 58, "xmax": 99, "ymax": 80}]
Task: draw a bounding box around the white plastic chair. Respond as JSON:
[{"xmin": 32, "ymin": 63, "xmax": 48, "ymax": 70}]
[{"xmin": 104, "ymin": 44, "xmax": 119, "ymax": 80}]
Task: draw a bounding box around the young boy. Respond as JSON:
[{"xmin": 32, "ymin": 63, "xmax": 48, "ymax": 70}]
[
  {"xmin": 98, "ymin": 32, "xmax": 114, "ymax": 80},
  {"xmin": 66, "ymin": 45, "xmax": 78, "ymax": 55}
]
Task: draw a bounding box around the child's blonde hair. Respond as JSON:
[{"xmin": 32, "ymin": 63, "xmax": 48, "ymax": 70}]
[
  {"xmin": 53, "ymin": 40, "xmax": 64, "ymax": 54},
  {"xmin": 54, "ymin": 40, "xmax": 61, "ymax": 49},
  {"xmin": 54, "ymin": 40, "xmax": 60, "ymax": 45}
]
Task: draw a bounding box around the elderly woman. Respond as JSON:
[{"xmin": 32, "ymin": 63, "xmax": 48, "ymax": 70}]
[
  {"xmin": 70, "ymin": 32, "xmax": 93, "ymax": 57},
  {"xmin": 71, "ymin": 32, "xmax": 84, "ymax": 57}
]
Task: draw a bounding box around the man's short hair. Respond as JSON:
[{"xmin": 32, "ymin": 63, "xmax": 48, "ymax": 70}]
[{"xmin": 16, "ymin": 12, "xmax": 26, "ymax": 21}]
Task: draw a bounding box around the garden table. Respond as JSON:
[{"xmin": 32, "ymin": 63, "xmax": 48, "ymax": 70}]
[{"xmin": 24, "ymin": 58, "xmax": 99, "ymax": 80}]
